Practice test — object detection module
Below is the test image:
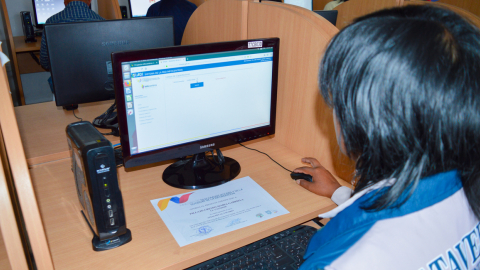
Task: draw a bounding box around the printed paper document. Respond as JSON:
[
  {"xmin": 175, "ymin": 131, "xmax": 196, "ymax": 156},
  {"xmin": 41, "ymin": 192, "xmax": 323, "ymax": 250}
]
[{"xmin": 150, "ymin": 176, "xmax": 289, "ymax": 246}]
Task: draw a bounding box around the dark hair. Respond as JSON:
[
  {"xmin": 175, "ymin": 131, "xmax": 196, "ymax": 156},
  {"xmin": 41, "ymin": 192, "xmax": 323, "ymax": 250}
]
[{"xmin": 319, "ymin": 5, "xmax": 480, "ymax": 217}]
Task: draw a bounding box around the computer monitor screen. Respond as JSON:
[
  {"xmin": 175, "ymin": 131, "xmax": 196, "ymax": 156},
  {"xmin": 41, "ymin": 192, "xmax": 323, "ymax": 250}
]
[
  {"xmin": 45, "ymin": 17, "xmax": 174, "ymax": 107},
  {"xmin": 32, "ymin": 0, "xmax": 65, "ymax": 27},
  {"xmin": 128, "ymin": 0, "xmax": 161, "ymax": 17},
  {"xmin": 112, "ymin": 38, "xmax": 279, "ymax": 189},
  {"xmin": 313, "ymin": 10, "xmax": 338, "ymax": 26}
]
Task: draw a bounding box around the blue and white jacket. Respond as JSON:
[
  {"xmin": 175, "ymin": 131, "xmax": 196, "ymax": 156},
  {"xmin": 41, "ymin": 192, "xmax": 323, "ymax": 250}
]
[{"xmin": 300, "ymin": 171, "xmax": 480, "ymax": 270}]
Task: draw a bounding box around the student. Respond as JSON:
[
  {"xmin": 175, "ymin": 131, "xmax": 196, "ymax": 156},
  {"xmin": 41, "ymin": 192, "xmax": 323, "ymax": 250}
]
[
  {"xmin": 294, "ymin": 5, "xmax": 480, "ymax": 270},
  {"xmin": 146, "ymin": 0, "xmax": 197, "ymax": 46},
  {"xmin": 39, "ymin": 0, "xmax": 104, "ymax": 92},
  {"xmin": 324, "ymin": 0, "xmax": 348, "ymax": 10}
]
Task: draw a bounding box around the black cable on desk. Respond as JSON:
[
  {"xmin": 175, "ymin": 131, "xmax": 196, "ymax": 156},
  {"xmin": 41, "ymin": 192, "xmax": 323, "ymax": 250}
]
[{"xmin": 239, "ymin": 143, "xmax": 293, "ymax": 173}]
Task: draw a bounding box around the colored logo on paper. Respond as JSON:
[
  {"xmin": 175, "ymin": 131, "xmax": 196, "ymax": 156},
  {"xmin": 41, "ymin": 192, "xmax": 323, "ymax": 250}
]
[{"xmin": 157, "ymin": 193, "xmax": 193, "ymax": 211}]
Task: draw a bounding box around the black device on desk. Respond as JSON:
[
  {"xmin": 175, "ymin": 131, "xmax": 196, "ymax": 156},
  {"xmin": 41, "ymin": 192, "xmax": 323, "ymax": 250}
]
[
  {"xmin": 187, "ymin": 224, "xmax": 317, "ymax": 270},
  {"xmin": 20, "ymin": 11, "xmax": 36, "ymax": 43},
  {"xmin": 112, "ymin": 38, "xmax": 279, "ymax": 189},
  {"xmin": 66, "ymin": 121, "xmax": 132, "ymax": 251},
  {"xmin": 313, "ymin": 10, "xmax": 338, "ymax": 26},
  {"xmin": 44, "ymin": 17, "xmax": 174, "ymax": 109},
  {"xmin": 120, "ymin": 6, "xmax": 129, "ymax": 19}
]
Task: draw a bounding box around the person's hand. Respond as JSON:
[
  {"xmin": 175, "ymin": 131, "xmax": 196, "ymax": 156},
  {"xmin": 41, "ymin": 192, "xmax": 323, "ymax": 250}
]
[{"xmin": 293, "ymin": 157, "xmax": 341, "ymax": 198}]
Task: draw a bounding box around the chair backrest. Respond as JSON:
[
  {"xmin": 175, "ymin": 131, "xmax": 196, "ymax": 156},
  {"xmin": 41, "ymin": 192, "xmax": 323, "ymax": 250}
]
[
  {"xmin": 97, "ymin": 0, "xmax": 122, "ymax": 20},
  {"xmin": 183, "ymin": 0, "xmax": 355, "ymax": 180},
  {"xmin": 334, "ymin": 0, "xmax": 400, "ymax": 30}
]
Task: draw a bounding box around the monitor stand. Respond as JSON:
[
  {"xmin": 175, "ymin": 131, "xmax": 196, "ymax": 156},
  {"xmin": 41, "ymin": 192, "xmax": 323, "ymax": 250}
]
[
  {"xmin": 162, "ymin": 149, "xmax": 240, "ymax": 189},
  {"xmin": 63, "ymin": 104, "xmax": 78, "ymax": 111}
]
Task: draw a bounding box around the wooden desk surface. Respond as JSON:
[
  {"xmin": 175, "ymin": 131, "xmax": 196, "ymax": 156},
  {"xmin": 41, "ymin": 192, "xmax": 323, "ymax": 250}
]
[
  {"xmin": 30, "ymin": 139, "xmax": 341, "ymax": 270},
  {"xmin": 13, "ymin": 36, "xmax": 42, "ymax": 52},
  {"xmin": 15, "ymin": 101, "xmax": 119, "ymax": 167}
]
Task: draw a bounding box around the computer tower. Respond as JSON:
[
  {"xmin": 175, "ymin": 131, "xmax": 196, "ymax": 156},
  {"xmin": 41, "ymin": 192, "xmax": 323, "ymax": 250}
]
[
  {"xmin": 20, "ymin": 11, "xmax": 36, "ymax": 43},
  {"xmin": 120, "ymin": 6, "xmax": 128, "ymax": 19},
  {"xmin": 66, "ymin": 121, "xmax": 131, "ymax": 251}
]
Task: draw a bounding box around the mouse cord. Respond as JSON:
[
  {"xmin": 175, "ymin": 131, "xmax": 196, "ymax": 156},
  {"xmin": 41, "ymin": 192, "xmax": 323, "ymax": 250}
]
[
  {"xmin": 72, "ymin": 109, "xmax": 83, "ymax": 122},
  {"xmin": 239, "ymin": 143, "xmax": 293, "ymax": 173}
]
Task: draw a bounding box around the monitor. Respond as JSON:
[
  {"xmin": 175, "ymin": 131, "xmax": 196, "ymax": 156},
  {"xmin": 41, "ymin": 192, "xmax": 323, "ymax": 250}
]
[
  {"xmin": 128, "ymin": 0, "xmax": 161, "ymax": 18},
  {"xmin": 45, "ymin": 17, "xmax": 174, "ymax": 108},
  {"xmin": 31, "ymin": 0, "xmax": 65, "ymax": 28},
  {"xmin": 313, "ymin": 10, "xmax": 338, "ymax": 26},
  {"xmin": 112, "ymin": 38, "xmax": 279, "ymax": 189}
]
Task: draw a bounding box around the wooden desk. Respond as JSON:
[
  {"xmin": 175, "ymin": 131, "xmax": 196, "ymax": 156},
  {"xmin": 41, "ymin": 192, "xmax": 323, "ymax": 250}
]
[
  {"xmin": 10, "ymin": 36, "xmax": 44, "ymax": 105},
  {"xmin": 13, "ymin": 36, "xmax": 41, "ymax": 52},
  {"xmin": 30, "ymin": 138, "xmax": 342, "ymax": 269},
  {"xmin": 14, "ymin": 100, "xmax": 119, "ymax": 167}
]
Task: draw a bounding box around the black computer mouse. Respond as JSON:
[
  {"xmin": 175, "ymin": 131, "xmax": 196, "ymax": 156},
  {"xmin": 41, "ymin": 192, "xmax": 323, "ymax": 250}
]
[{"xmin": 290, "ymin": 172, "xmax": 313, "ymax": 182}]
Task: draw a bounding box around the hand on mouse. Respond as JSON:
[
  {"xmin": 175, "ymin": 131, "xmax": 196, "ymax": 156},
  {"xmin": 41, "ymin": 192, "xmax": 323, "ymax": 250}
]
[{"xmin": 293, "ymin": 157, "xmax": 341, "ymax": 198}]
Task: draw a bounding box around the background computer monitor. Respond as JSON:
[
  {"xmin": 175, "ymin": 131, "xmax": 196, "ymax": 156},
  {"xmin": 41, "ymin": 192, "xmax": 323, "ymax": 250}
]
[
  {"xmin": 112, "ymin": 38, "xmax": 279, "ymax": 189},
  {"xmin": 45, "ymin": 17, "xmax": 174, "ymax": 108},
  {"xmin": 31, "ymin": 0, "xmax": 66, "ymax": 28},
  {"xmin": 128, "ymin": 0, "xmax": 161, "ymax": 17},
  {"xmin": 313, "ymin": 10, "xmax": 338, "ymax": 26}
]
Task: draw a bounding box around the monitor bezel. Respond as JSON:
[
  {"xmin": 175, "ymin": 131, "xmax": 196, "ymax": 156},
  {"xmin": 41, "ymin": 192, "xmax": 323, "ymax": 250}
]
[{"xmin": 112, "ymin": 38, "xmax": 280, "ymax": 168}]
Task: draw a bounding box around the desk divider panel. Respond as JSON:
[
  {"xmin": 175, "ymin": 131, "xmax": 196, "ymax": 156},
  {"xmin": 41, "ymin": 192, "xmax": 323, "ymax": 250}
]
[
  {"xmin": 182, "ymin": 0, "xmax": 245, "ymax": 44},
  {"xmin": 97, "ymin": 0, "xmax": 123, "ymax": 20},
  {"xmin": 0, "ymin": 125, "xmax": 28, "ymax": 269},
  {"xmin": 312, "ymin": 0, "xmax": 332, "ymax": 11},
  {"xmin": 418, "ymin": 0, "xmax": 480, "ymax": 18},
  {"xmin": 404, "ymin": 1, "xmax": 480, "ymax": 28},
  {"xmin": 0, "ymin": 48, "xmax": 54, "ymax": 269},
  {"xmin": 183, "ymin": 0, "xmax": 355, "ymax": 180},
  {"xmin": 333, "ymin": 0, "xmax": 400, "ymax": 30}
]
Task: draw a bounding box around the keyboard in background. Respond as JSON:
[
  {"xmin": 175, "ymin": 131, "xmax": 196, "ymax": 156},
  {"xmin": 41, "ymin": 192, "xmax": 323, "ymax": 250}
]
[{"xmin": 187, "ymin": 224, "xmax": 317, "ymax": 270}]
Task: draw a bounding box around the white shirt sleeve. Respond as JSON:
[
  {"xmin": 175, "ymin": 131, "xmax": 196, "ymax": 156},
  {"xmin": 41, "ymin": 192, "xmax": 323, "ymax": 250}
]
[{"xmin": 331, "ymin": 186, "xmax": 353, "ymax": 205}]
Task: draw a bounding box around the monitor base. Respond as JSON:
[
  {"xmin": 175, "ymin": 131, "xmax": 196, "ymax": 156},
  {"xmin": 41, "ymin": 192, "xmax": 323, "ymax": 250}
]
[
  {"xmin": 163, "ymin": 150, "xmax": 240, "ymax": 189},
  {"xmin": 63, "ymin": 104, "xmax": 78, "ymax": 111}
]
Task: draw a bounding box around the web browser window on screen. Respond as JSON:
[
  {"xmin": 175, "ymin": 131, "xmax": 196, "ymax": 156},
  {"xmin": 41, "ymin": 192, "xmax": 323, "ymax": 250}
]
[{"xmin": 120, "ymin": 48, "xmax": 274, "ymax": 155}]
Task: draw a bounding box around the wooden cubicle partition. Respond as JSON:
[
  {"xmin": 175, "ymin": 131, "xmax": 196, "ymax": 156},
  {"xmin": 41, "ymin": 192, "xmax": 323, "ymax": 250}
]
[
  {"xmin": 405, "ymin": 0, "xmax": 480, "ymax": 18},
  {"xmin": 334, "ymin": 0, "xmax": 400, "ymax": 30},
  {"xmin": 97, "ymin": 0, "xmax": 122, "ymax": 20},
  {"xmin": 404, "ymin": 1, "xmax": 480, "ymax": 28},
  {"xmin": 313, "ymin": 0, "xmax": 331, "ymax": 10},
  {"xmin": 435, "ymin": 0, "xmax": 480, "ymax": 17},
  {"xmin": 331, "ymin": 0, "xmax": 480, "ymax": 32},
  {"xmin": 183, "ymin": 0, "xmax": 355, "ymax": 180},
  {"xmin": 0, "ymin": 127, "xmax": 28, "ymax": 270},
  {"xmin": 189, "ymin": 0, "xmax": 207, "ymax": 7},
  {"xmin": 0, "ymin": 47, "xmax": 54, "ymax": 269}
]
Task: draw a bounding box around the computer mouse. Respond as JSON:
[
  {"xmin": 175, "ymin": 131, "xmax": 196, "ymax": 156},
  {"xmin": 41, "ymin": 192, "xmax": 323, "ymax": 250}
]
[{"xmin": 290, "ymin": 172, "xmax": 313, "ymax": 182}]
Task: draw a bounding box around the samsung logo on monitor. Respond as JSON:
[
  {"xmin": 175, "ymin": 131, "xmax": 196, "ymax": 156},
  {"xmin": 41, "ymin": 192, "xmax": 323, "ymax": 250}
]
[
  {"xmin": 102, "ymin": 40, "xmax": 129, "ymax": 46},
  {"xmin": 200, "ymin": 143, "xmax": 215, "ymax": 149}
]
